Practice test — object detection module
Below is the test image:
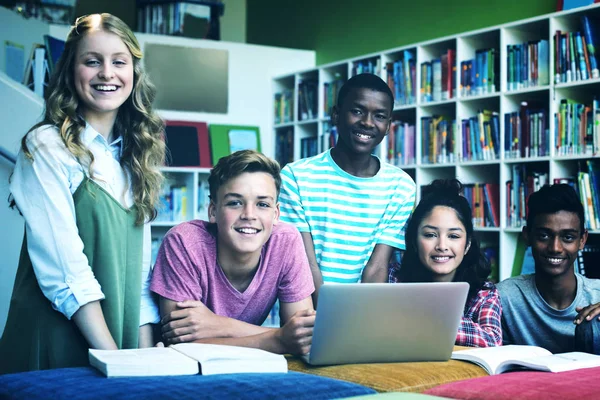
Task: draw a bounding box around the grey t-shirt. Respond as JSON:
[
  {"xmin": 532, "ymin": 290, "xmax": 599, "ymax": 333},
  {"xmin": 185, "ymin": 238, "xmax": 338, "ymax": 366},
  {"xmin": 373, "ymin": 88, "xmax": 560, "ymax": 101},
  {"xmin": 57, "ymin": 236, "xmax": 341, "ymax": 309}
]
[{"xmin": 497, "ymin": 273, "xmax": 600, "ymax": 354}]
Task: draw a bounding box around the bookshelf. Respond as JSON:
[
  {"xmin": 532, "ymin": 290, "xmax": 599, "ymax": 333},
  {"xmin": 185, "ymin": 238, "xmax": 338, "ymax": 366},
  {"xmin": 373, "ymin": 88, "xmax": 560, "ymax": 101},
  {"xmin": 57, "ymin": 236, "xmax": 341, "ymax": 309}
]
[{"xmin": 272, "ymin": 3, "xmax": 600, "ymax": 282}]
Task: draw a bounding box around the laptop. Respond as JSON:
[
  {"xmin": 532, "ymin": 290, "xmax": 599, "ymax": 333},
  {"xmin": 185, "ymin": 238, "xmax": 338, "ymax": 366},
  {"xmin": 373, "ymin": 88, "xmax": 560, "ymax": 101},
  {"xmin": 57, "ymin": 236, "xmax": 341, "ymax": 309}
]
[{"xmin": 302, "ymin": 282, "xmax": 469, "ymax": 366}]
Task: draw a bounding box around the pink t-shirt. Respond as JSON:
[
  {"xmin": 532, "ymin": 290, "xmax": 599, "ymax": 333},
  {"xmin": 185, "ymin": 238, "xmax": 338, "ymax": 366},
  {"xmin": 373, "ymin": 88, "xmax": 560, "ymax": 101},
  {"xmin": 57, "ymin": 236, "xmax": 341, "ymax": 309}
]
[{"xmin": 150, "ymin": 220, "xmax": 314, "ymax": 325}]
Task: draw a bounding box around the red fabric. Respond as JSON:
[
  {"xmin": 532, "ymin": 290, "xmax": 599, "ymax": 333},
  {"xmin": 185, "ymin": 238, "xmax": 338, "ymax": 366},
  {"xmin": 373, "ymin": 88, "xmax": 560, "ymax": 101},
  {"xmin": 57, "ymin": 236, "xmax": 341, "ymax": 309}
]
[{"xmin": 425, "ymin": 366, "xmax": 600, "ymax": 399}]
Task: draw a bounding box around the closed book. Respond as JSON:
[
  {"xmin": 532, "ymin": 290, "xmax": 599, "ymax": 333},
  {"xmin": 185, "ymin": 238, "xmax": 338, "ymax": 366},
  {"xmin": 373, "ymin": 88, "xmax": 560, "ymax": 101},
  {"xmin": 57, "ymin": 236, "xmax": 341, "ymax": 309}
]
[{"xmin": 89, "ymin": 343, "xmax": 288, "ymax": 378}]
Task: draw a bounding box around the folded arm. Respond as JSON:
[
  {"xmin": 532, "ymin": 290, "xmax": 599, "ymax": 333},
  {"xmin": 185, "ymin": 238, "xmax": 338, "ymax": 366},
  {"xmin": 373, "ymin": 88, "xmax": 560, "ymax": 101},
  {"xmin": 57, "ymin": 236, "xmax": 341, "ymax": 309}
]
[{"xmin": 159, "ymin": 296, "xmax": 315, "ymax": 355}]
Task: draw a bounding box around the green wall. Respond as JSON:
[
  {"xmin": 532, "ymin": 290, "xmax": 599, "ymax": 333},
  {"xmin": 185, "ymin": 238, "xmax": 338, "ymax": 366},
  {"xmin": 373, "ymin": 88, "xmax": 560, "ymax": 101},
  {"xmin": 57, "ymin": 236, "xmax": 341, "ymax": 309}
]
[{"xmin": 247, "ymin": 0, "xmax": 556, "ymax": 65}]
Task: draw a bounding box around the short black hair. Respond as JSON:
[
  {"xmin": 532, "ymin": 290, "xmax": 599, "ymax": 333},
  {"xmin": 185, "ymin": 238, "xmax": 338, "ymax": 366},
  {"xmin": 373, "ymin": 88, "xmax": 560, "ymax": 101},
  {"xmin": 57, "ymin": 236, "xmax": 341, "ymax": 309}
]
[
  {"xmin": 336, "ymin": 73, "xmax": 394, "ymax": 111},
  {"xmin": 526, "ymin": 184, "xmax": 585, "ymax": 233}
]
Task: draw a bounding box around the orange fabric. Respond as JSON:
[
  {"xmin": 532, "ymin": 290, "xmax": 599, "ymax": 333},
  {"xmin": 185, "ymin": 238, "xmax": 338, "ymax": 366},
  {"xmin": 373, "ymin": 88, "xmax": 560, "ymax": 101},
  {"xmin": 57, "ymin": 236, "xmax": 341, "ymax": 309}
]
[{"xmin": 287, "ymin": 346, "xmax": 488, "ymax": 393}]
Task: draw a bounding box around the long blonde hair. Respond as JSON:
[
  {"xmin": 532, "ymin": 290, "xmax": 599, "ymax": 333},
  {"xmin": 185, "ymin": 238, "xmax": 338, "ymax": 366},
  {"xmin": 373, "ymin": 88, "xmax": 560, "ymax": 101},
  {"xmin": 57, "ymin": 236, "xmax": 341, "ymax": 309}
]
[{"xmin": 20, "ymin": 13, "xmax": 165, "ymax": 224}]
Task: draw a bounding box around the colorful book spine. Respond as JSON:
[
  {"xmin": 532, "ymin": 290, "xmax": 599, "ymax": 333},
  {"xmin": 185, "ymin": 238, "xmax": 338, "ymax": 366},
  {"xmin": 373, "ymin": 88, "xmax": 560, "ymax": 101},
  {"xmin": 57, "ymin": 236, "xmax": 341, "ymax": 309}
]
[{"xmin": 582, "ymin": 15, "xmax": 600, "ymax": 79}]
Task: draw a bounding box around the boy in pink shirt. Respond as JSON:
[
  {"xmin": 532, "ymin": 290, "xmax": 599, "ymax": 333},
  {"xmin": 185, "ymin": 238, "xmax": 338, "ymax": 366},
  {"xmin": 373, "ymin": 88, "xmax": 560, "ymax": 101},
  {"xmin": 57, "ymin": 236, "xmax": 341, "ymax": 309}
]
[{"xmin": 150, "ymin": 150, "xmax": 315, "ymax": 355}]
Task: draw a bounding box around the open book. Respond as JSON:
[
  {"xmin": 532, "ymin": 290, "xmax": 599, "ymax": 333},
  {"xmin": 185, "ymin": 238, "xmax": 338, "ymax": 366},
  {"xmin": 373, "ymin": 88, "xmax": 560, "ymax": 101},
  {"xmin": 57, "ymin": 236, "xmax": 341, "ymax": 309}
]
[
  {"xmin": 89, "ymin": 343, "xmax": 288, "ymax": 377},
  {"xmin": 452, "ymin": 345, "xmax": 600, "ymax": 375}
]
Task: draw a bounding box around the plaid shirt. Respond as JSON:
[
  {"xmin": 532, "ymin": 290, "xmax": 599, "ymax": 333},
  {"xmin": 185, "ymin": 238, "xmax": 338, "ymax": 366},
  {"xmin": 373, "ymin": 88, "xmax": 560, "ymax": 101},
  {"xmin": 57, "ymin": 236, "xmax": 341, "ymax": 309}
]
[
  {"xmin": 389, "ymin": 266, "xmax": 502, "ymax": 347},
  {"xmin": 456, "ymin": 281, "xmax": 502, "ymax": 347}
]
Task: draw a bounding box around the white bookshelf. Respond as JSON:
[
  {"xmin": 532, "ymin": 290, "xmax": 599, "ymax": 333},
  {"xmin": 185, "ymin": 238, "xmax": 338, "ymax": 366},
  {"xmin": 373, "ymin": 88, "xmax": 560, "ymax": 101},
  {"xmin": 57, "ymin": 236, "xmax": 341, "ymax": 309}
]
[{"xmin": 272, "ymin": 4, "xmax": 600, "ymax": 282}]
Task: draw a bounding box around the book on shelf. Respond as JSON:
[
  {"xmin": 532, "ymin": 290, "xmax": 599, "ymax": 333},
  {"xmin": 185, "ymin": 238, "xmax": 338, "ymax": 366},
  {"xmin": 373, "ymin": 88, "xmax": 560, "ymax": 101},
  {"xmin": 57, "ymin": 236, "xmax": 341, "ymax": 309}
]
[
  {"xmin": 506, "ymin": 166, "xmax": 548, "ymax": 228},
  {"xmin": 554, "ymin": 98, "xmax": 598, "ymax": 157},
  {"xmin": 461, "ymin": 47, "xmax": 498, "ymax": 96},
  {"xmin": 420, "ymin": 49, "xmax": 455, "ymax": 103},
  {"xmin": 274, "ymin": 89, "xmax": 294, "ymax": 124},
  {"xmin": 452, "ymin": 345, "xmax": 600, "ymax": 375},
  {"xmin": 460, "ymin": 110, "xmax": 500, "ymax": 161},
  {"xmin": 137, "ymin": 1, "xmax": 224, "ymax": 39},
  {"xmin": 388, "ymin": 120, "xmax": 415, "ymax": 166},
  {"xmin": 554, "ymin": 15, "xmax": 600, "ymax": 84},
  {"xmin": 383, "ymin": 51, "xmax": 416, "ymax": 107},
  {"xmin": 421, "ymin": 115, "xmax": 456, "ymax": 164},
  {"xmin": 581, "ymin": 14, "xmax": 600, "ymax": 79},
  {"xmin": 323, "ymin": 75, "xmax": 345, "ymax": 117},
  {"xmin": 506, "ymin": 39, "xmax": 549, "ymax": 91},
  {"xmin": 504, "ymin": 102, "xmax": 549, "ymax": 159},
  {"xmin": 298, "ymin": 79, "xmax": 318, "ymax": 121},
  {"xmin": 300, "ymin": 136, "xmax": 318, "ymax": 158},
  {"xmin": 89, "ymin": 343, "xmax": 288, "ymax": 378},
  {"xmin": 553, "ymin": 160, "xmax": 600, "ymax": 231}
]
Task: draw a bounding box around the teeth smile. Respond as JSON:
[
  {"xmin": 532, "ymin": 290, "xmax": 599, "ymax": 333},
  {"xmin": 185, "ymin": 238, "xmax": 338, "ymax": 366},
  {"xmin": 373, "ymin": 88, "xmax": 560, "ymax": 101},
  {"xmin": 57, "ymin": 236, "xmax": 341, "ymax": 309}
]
[
  {"xmin": 236, "ymin": 228, "xmax": 259, "ymax": 234},
  {"xmin": 547, "ymin": 257, "xmax": 563, "ymax": 264},
  {"xmin": 354, "ymin": 132, "xmax": 371, "ymax": 139},
  {"xmin": 432, "ymin": 256, "xmax": 450, "ymax": 262},
  {"xmin": 94, "ymin": 85, "xmax": 118, "ymax": 91}
]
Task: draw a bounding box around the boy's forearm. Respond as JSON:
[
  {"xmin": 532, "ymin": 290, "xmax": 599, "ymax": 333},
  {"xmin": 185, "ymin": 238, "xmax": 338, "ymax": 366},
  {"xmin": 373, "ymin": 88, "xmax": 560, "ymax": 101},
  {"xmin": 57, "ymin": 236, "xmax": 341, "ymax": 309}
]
[
  {"xmin": 191, "ymin": 329, "xmax": 285, "ymax": 354},
  {"xmin": 219, "ymin": 316, "xmax": 273, "ymax": 338}
]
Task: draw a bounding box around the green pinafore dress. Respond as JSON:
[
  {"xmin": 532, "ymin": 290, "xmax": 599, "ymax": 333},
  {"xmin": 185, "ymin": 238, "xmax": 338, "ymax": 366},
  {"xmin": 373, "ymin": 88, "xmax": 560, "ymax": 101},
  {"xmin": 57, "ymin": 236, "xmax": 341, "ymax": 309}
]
[{"xmin": 0, "ymin": 178, "xmax": 143, "ymax": 373}]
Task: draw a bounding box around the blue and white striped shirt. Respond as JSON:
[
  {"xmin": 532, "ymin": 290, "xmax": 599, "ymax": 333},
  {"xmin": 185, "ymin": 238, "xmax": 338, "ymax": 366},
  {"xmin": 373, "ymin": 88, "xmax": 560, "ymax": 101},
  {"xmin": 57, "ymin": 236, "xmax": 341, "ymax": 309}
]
[{"xmin": 279, "ymin": 150, "xmax": 416, "ymax": 283}]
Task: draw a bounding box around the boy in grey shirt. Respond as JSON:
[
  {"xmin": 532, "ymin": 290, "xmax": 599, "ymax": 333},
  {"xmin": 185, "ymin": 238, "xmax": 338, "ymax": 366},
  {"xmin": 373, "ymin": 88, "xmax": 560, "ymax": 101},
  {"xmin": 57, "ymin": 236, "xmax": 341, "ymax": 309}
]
[{"xmin": 498, "ymin": 184, "xmax": 600, "ymax": 354}]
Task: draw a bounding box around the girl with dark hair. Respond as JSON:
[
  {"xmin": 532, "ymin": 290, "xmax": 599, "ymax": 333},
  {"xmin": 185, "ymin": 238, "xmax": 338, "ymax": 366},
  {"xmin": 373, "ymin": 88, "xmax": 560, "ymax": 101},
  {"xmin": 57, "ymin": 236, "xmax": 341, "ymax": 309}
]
[
  {"xmin": 390, "ymin": 179, "xmax": 502, "ymax": 347},
  {"xmin": 0, "ymin": 13, "xmax": 165, "ymax": 373}
]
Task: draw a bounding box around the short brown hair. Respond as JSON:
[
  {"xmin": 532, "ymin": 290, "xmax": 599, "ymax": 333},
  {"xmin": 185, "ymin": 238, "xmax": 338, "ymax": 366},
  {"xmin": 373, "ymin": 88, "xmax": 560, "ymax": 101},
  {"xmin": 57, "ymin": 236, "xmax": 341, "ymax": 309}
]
[{"xmin": 208, "ymin": 150, "xmax": 281, "ymax": 201}]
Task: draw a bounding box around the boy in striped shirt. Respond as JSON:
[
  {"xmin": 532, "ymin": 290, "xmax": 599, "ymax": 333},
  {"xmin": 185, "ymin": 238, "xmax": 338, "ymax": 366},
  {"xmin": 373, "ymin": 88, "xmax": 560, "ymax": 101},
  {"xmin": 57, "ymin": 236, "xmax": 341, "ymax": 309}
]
[{"xmin": 280, "ymin": 73, "xmax": 416, "ymax": 304}]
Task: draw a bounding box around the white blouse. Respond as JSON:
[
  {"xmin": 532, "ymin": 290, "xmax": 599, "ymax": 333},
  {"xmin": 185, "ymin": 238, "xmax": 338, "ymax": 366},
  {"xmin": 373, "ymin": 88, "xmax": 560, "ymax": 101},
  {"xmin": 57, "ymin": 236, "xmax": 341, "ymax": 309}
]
[{"xmin": 10, "ymin": 123, "xmax": 159, "ymax": 325}]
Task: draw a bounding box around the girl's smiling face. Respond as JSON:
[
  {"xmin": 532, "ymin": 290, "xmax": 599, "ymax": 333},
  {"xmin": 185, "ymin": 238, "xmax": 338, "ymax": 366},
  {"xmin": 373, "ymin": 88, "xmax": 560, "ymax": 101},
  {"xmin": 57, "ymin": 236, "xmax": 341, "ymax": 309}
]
[
  {"xmin": 416, "ymin": 206, "xmax": 470, "ymax": 282},
  {"xmin": 74, "ymin": 29, "xmax": 134, "ymax": 124}
]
